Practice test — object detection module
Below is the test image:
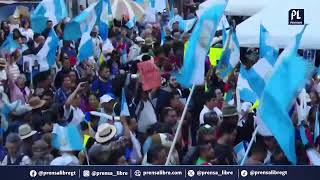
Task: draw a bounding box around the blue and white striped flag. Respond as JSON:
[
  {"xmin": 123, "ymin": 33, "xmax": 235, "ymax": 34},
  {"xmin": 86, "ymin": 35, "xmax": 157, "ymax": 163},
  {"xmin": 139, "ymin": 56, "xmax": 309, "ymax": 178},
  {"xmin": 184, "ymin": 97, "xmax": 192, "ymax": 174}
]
[
  {"xmin": 120, "ymin": 88, "xmax": 130, "ymax": 116},
  {"xmin": 37, "ymin": 29, "xmax": 59, "ymax": 71},
  {"xmin": 241, "ymin": 57, "xmax": 273, "ymax": 97},
  {"xmin": 52, "ymin": 124, "xmax": 83, "ymax": 151},
  {"xmin": 179, "ymin": 18, "xmax": 197, "ymax": 32},
  {"xmin": 216, "ymin": 26, "xmax": 240, "ymax": 82},
  {"xmin": 234, "ymin": 141, "xmax": 248, "ymax": 165},
  {"xmin": 31, "ymin": 0, "xmax": 67, "ymax": 33},
  {"xmin": 64, "ymin": 1, "xmax": 102, "ymax": 41},
  {"xmin": 237, "ymin": 66, "xmax": 258, "ymax": 103},
  {"xmin": 258, "ymin": 25, "xmax": 313, "ymax": 165},
  {"xmin": 0, "ymin": 33, "xmax": 19, "ymax": 54},
  {"xmin": 64, "ymin": 1, "xmax": 102, "ymax": 62},
  {"xmin": 259, "ymin": 24, "xmax": 278, "ymax": 65},
  {"xmin": 99, "ymin": 0, "xmax": 112, "ymax": 41},
  {"xmin": 176, "ymin": 0, "xmax": 227, "ymax": 88}
]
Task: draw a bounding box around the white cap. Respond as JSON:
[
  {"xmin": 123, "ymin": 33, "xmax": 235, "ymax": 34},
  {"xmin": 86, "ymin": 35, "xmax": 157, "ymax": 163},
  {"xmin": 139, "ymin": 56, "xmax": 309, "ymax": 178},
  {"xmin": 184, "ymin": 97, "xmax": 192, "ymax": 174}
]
[
  {"xmin": 100, "ymin": 94, "xmax": 114, "ymax": 104},
  {"xmin": 135, "ymin": 36, "xmax": 145, "ymax": 43},
  {"xmin": 241, "ymin": 102, "xmax": 253, "ymax": 113}
]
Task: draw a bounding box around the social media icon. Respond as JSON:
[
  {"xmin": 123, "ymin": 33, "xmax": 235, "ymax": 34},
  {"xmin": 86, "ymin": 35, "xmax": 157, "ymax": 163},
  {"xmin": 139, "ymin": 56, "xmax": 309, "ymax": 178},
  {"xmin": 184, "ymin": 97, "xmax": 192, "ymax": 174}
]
[
  {"xmin": 187, "ymin": 170, "xmax": 195, "ymax": 177},
  {"xmin": 83, "ymin": 170, "xmax": 90, "ymax": 177},
  {"xmin": 30, "ymin": 170, "xmax": 37, "ymax": 178},
  {"xmin": 134, "ymin": 170, "xmax": 141, "ymax": 177},
  {"xmin": 241, "ymin": 170, "xmax": 248, "ymax": 177}
]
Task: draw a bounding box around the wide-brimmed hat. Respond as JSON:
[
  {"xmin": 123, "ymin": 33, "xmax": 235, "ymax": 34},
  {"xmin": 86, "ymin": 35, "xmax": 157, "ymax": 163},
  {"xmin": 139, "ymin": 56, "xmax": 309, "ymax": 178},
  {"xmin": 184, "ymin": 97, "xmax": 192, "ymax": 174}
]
[
  {"xmin": 18, "ymin": 124, "xmax": 37, "ymax": 140},
  {"xmin": 0, "ymin": 58, "xmax": 6, "ymax": 68},
  {"xmin": 28, "ymin": 96, "xmax": 46, "ymax": 110},
  {"xmin": 95, "ymin": 123, "xmax": 117, "ymax": 144},
  {"xmin": 144, "ymin": 38, "xmax": 154, "ymax": 46},
  {"xmin": 222, "ymin": 105, "xmax": 239, "ymax": 118}
]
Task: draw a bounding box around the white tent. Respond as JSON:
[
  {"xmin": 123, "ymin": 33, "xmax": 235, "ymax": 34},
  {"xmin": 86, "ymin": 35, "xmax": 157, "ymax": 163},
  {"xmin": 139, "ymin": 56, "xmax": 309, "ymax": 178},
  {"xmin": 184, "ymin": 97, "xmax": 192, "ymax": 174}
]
[
  {"xmin": 236, "ymin": 0, "xmax": 320, "ymax": 49},
  {"xmin": 199, "ymin": 0, "xmax": 272, "ymax": 16}
]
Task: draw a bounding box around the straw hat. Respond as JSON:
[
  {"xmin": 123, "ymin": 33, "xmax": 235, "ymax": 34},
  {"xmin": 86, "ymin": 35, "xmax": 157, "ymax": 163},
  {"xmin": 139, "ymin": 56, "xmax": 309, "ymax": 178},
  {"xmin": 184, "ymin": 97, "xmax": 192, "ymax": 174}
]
[
  {"xmin": 28, "ymin": 96, "xmax": 46, "ymax": 110},
  {"xmin": 221, "ymin": 105, "xmax": 239, "ymax": 118},
  {"xmin": 95, "ymin": 123, "xmax": 117, "ymax": 144},
  {"xmin": 144, "ymin": 38, "xmax": 154, "ymax": 46},
  {"xmin": 0, "ymin": 58, "xmax": 6, "ymax": 68},
  {"xmin": 18, "ymin": 124, "xmax": 37, "ymax": 140}
]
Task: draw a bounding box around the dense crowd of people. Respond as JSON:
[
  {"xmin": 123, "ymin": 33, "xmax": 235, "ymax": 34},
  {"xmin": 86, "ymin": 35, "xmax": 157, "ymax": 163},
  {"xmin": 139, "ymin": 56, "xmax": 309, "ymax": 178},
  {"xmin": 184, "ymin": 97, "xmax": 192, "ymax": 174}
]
[{"xmin": 0, "ymin": 0, "xmax": 320, "ymax": 166}]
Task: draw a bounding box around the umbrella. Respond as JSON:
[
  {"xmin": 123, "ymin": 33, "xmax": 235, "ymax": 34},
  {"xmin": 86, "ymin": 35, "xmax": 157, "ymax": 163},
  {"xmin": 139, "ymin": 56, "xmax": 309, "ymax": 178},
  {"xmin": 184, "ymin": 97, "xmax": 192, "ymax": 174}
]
[
  {"xmin": 236, "ymin": 0, "xmax": 320, "ymax": 49},
  {"xmin": 111, "ymin": 0, "xmax": 145, "ymax": 22}
]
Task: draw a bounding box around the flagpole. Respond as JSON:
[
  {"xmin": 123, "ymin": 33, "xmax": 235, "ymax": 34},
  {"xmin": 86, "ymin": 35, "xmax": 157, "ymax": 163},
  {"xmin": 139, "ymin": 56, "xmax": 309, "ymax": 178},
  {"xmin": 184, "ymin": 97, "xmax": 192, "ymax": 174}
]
[
  {"xmin": 165, "ymin": 84, "xmax": 195, "ymax": 165},
  {"xmin": 240, "ymin": 126, "xmax": 259, "ymax": 165}
]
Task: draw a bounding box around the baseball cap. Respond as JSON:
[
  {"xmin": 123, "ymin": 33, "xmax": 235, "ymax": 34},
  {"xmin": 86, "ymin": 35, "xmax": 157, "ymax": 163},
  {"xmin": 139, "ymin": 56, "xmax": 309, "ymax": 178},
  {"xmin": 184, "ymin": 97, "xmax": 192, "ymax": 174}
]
[{"xmin": 100, "ymin": 94, "xmax": 114, "ymax": 104}]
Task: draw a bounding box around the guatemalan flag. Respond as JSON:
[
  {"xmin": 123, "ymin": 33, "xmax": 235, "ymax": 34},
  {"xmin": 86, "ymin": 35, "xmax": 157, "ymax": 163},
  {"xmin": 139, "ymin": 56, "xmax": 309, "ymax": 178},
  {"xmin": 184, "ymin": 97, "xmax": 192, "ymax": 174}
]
[
  {"xmin": 52, "ymin": 124, "xmax": 84, "ymax": 151},
  {"xmin": 31, "ymin": 0, "xmax": 68, "ymax": 33},
  {"xmin": 240, "ymin": 25, "xmax": 278, "ymax": 98},
  {"xmin": 237, "ymin": 66, "xmax": 258, "ymax": 103},
  {"xmin": 37, "ymin": 29, "xmax": 59, "ymax": 71},
  {"xmin": 258, "ymin": 25, "xmax": 313, "ymax": 165},
  {"xmin": 259, "ymin": 24, "xmax": 278, "ymax": 65},
  {"xmin": 176, "ymin": 0, "xmax": 227, "ymax": 88},
  {"xmin": 0, "ymin": 33, "xmax": 19, "ymax": 54},
  {"xmin": 99, "ymin": 0, "xmax": 112, "ymax": 41},
  {"xmin": 216, "ymin": 25, "xmax": 240, "ymax": 82},
  {"xmin": 120, "ymin": 88, "xmax": 130, "ymax": 116},
  {"xmin": 64, "ymin": 1, "xmax": 102, "ymax": 63}
]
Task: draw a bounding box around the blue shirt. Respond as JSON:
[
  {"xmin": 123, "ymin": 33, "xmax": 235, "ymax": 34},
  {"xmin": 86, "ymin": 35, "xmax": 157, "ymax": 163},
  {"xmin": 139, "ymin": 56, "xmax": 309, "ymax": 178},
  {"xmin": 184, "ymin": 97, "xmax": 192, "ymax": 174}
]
[
  {"xmin": 54, "ymin": 88, "xmax": 70, "ymax": 104},
  {"xmin": 91, "ymin": 78, "xmax": 113, "ymax": 97}
]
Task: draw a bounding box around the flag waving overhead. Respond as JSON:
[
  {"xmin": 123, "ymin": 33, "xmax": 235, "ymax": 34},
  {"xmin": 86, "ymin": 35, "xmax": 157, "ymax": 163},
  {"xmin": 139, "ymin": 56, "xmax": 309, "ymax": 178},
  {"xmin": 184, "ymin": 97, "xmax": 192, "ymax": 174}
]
[
  {"xmin": 216, "ymin": 26, "xmax": 240, "ymax": 82},
  {"xmin": 99, "ymin": 0, "xmax": 112, "ymax": 41},
  {"xmin": 0, "ymin": 33, "xmax": 19, "ymax": 54},
  {"xmin": 120, "ymin": 88, "xmax": 130, "ymax": 116},
  {"xmin": 31, "ymin": 0, "xmax": 68, "ymax": 33},
  {"xmin": 259, "ymin": 24, "xmax": 278, "ymax": 65},
  {"xmin": 52, "ymin": 124, "xmax": 84, "ymax": 151},
  {"xmin": 37, "ymin": 29, "xmax": 59, "ymax": 71},
  {"xmin": 237, "ymin": 66, "xmax": 258, "ymax": 103},
  {"xmin": 64, "ymin": 1, "xmax": 102, "ymax": 62},
  {"xmin": 258, "ymin": 26, "xmax": 313, "ymax": 165},
  {"xmin": 176, "ymin": 0, "xmax": 227, "ymax": 87},
  {"xmin": 63, "ymin": 1, "xmax": 102, "ymax": 41}
]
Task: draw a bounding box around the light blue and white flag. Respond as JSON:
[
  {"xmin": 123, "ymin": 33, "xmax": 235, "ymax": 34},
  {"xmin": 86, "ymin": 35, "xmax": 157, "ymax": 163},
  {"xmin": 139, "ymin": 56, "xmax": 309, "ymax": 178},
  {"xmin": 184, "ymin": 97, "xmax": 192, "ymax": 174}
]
[
  {"xmin": 160, "ymin": 28, "xmax": 166, "ymax": 46},
  {"xmin": 216, "ymin": 26, "xmax": 240, "ymax": 82},
  {"xmin": 176, "ymin": 0, "xmax": 227, "ymax": 88},
  {"xmin": 234, "ymin": 141, "xmax": 248, "ymax": 165},
  {"xmin": 306, "ymin": 148, "xmax": 320, "ymax": 165},
  {"xmin": 52, "ymin": 124, "xmax": 84, "ymax": 151},
  {"xmin": 37, "ymin": 29, "xmax": 59, "ymax": 71},
  {"xmin": 99, "ymin": 0, "xmax": 112, "ymax": 41},
  {"xmin": 120, "ymin": 88, "xmax": 130, "ymax": 116},
  {"xmin": 299, "ymin": 125, "xmax": 309, "ymax": 146},
  {"xmin": 31, "ymin": 0, "xmax": 68, "ymax": 33},
  {"xmin": 64, "ymin": 1, "xmax": 102, "ymax": 62},
  {"xmin": 64, "ymin": 1, "xmax": 102, "ymax": 41},
  {"xmin": 125, "ymin": 17, "xmax": 136, "ymax": 29},
  {"xmin": 179, "ymin": 18, "xmax": 197, "ymax": 32},
  {"xmin": 0, "ymin": 33, "xmax": 19, "ymax": 54},
  {"xmin": 241, "ymin": 57, "xmax": 273, "ymax": 98},
  {"xmin": 169, "ymin": 0, "xmax": 174, "ymax": 20},
  {"xmin": 314, "ymin": 109, "xmax": 319, "ymax": 143},
  {"xmin": 258, "ymin": 25, "xmax": 313, "ymax": 164},
  {"xmin": 259, "ymin": 24, "xmax": 278, "ymax": 65},
  {"xmin": 237, "ymin": 66, "xmax": 258, "ymax": 103}
]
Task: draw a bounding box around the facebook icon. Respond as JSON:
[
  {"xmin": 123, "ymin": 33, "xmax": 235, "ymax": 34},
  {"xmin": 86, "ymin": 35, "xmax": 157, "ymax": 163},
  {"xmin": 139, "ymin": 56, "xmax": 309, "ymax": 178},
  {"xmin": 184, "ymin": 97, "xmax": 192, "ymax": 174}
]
[{"xmin": 289, "ymin": 9, "xmax": 304, "ymax": 25}]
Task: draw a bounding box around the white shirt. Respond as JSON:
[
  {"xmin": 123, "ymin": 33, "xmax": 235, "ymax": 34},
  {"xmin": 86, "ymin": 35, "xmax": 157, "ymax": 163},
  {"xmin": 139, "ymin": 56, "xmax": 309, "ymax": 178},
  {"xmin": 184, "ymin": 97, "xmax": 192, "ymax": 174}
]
[
  {"xmin": 19, "ymin": 28, "xmax": 34, "ymax": 41},
  {"xmin": 136, "ymin": 100, "xmax": 157, "ymax": 133},
  {"xmin": 64, "ymin": 105, "xmax": 85, "ymax": 126},
  {"xmin": 199, "ymin": 105, "xmax": 222, "ymax": 125},
  {"xmin": 92, "ymin": 36, "xmax": 102, "ymax": 58},
  {"xmin": 50, "ymin": 153, "xmax": 79, "ymax": 166}
]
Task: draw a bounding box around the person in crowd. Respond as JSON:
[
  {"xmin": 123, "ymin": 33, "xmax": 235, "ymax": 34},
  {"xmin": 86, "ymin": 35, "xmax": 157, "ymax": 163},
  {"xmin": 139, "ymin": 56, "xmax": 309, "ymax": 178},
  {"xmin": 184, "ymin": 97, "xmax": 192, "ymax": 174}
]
[
  {"xmin": 8, "ymin": 73, "xmax": 30, "ymax": 103},
  {"xmin": 199, "ymin": 92, "xmax": 220, "ymax": 125},
  {"xmin": 54, "ymin": 75, "xmax": 73, "ymax": 104},
  {"xmin": 244, "ymin": 140, "xmax": 268, "ymax": 165},
  {"xmin": 1, "ymin": 133, "xmax": 31, "ymax": 165},
  {"xmin": 91, "ymin": 63, "xmax": 113, "ymax": 97}
]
